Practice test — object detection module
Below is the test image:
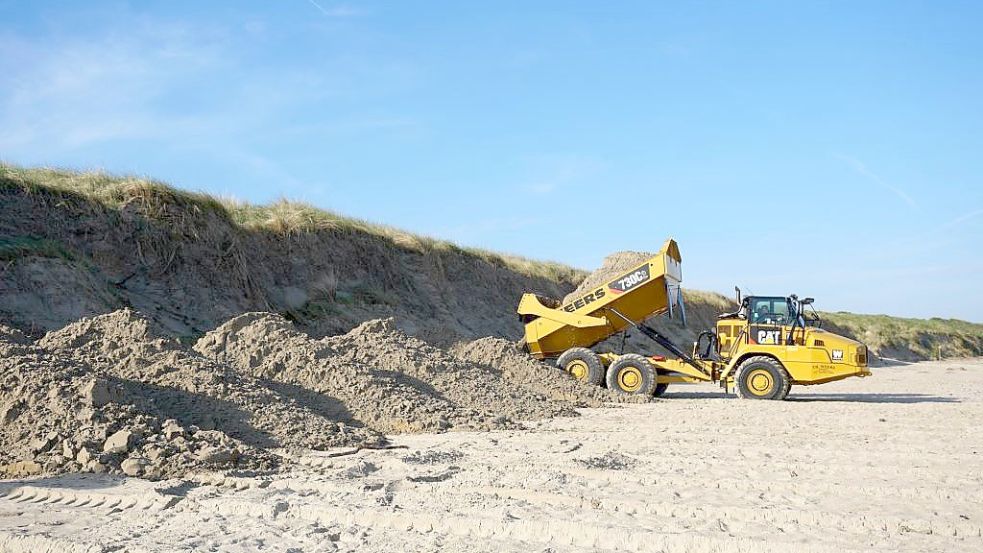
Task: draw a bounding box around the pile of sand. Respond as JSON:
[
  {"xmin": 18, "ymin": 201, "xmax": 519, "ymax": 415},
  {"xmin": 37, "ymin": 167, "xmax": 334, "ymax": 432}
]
[
  {"xmin": 0, "ymin": 340, "xmax": 272, "ymax": 479},
  {"xmin": 2, "ymin": 310, "xmax": 397, "ymax": 479},
  {"xmin": 0, "ymin": 324, "xmax": 30, "ymax": 346},
  {"xmin": 194, "ymin": 312, "xmax": 505, "ymax": 433},
  {"xmin": 321, "ymin": 318, "xmax": 582, "ymax": 421},
  {"xmin": 449, "ymin": 336, "xmax": 646, "ymax": 405},
  {"xmin": 2, "ymin": 308, "xmax": 633, "ymax": 480},
  {"xmin": 562, "ymin": 251, "xmax": 654, "ymax": 304},
  {"xmin": 40, "ymin": 310, "xmax": 381, "ymax": 451}
]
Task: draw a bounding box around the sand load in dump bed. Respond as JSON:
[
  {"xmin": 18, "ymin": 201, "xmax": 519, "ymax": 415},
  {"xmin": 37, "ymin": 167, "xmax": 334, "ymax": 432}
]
[{"xmin": 517, "ymin": 238, "xmax": 684, "ymax": 358}]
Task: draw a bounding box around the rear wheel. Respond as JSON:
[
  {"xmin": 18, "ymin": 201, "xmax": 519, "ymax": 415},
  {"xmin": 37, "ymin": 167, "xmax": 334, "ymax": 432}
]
[
  {"xmin": 556, "ymin": 347, "xmax": 605, "ymax": 386},
  {"xmin": 734, "ymin": 356, "xmax": 791, "ymax": 400},
  {"xmin": 605, "ymin": 354, "xmax": 658, "ymax": 395}
]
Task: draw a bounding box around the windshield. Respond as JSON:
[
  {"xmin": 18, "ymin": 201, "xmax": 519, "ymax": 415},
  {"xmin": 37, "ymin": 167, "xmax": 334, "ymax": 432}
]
[{"xmin": 749, "ymin": 297, "xmax": 797, "ymax": 325}]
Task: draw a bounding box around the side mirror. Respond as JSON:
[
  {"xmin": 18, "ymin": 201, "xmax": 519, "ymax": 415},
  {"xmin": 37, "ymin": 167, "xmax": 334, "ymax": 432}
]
[{"xmin": 802, "ymin": 297, "xmax": 814, "ymax": 305}]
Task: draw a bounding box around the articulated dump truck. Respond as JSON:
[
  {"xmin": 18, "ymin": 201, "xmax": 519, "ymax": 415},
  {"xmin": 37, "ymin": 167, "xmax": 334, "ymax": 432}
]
[{"xmin": 517, "ymin": 239, "xmax": 871, "ymax": 399}]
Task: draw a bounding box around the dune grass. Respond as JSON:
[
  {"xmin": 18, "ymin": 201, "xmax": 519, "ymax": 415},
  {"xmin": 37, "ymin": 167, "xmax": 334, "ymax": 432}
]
[
  {"xmin": 823, "ymin": 311, "xmax": 983, "ymax": 335},
  {"xmin": 683, "ymin": 289, "xmax": 737, "ymax": 309},
  {"xmin": 822, "ymin": 311, "xmax": 983, "ymax": 358},
  {"xmin": 0, "ymin": 163, "xmax": 584, "ymax": 285}
]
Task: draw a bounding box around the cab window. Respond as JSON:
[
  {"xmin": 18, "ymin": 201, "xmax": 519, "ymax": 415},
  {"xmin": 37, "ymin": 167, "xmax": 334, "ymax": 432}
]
[{"xmin": 749, "ymin": 297, "xmax": 795, "ymax": 325}]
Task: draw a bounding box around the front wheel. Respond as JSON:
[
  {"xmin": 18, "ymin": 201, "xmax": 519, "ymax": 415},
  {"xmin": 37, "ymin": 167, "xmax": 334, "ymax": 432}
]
[{"xmin": 734, "ymin": 356, "xmax": 791, "ymax": 400}]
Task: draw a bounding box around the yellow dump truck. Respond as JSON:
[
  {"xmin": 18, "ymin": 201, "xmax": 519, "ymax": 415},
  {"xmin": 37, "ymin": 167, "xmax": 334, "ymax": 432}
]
[{"xmin": 517, "ymin": 239, "xmax": 871, "ymax": 399}]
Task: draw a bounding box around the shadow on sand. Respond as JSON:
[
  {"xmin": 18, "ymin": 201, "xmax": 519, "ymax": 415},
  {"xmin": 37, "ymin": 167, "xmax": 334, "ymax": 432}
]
[
  {"xmin": 786, "ymin": 393, "xmax": 958, "ymax": 404},
  {"xmin": 0, "ymin": 473, "xmax": 125, "ymax": 494},
  {"xmin": 663, "ymin": 391, "xmax": 959, "ymax": 403}
]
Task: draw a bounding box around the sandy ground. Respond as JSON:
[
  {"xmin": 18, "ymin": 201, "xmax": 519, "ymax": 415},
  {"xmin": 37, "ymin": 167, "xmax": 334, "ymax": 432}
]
[{"xmin": 1, "ymin": 358, "xmax": 981, "ymax": 553}]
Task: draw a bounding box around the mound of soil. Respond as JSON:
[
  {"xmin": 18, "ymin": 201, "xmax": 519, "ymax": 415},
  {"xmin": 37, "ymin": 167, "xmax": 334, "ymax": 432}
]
[
  {"xmin": 194, "ymin": 313, "xmax": 511, "ymax": 434},
  {"xmin": 0, "ymin": 324, "xmax": 30, "ymax": 346},
  {"xmin": 6, "ymin": 308, "xmax": 642, "ymax": 481},
  {"xmin": 449, "ymin": 337, "xmax": 645, "ymax": 405},
  {"xmin": 2, "ymin": 310, "xmax": 404, "ymax": 480},
  {"xmin": 321, "ymin": 318, "xmax": 585, "ymax": 422},
  {"xmin": 0, "ymin": 343, "xmax": 276, "ymax": 480},
  {"xmin": 40, "ymin": 309, "xmax": 381, "ymax": 452}
]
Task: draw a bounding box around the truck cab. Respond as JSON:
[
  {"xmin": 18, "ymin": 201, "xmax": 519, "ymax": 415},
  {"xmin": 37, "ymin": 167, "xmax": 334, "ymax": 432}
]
[
  {"xmin": 717, "ymin": 295, "xmax": 803, "ymax": 352},
  {"xmin": 709, "ymin": 294, "xmax": 871, "ymax": 398}
]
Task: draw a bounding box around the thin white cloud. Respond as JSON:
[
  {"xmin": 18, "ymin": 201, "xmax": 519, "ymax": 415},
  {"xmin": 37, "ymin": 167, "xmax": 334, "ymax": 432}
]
[
  {"xmin": 305, "ymin": 1, "xmax": 365, "ymax": 18},
  {"xmin": 0, "ymin": 15, "xmax": 413, "ymax": 158},
  {"xmin": 943, "ymin": 208, "xmax": 983, "ymax": 229},
  {"xmin": 0, "ymin": 21, "xmax": 230, "ymax": 152},
  {"xmin": 519, "ymin": 154, "xmax": 604, "ymax": 197},
  {"xmin": 834, "ymin": 153, "xmax": 918, "ymax": 208}
]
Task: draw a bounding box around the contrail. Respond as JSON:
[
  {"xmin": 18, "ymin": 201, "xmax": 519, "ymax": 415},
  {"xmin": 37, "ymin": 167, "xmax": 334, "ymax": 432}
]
[
  {"xmin": 307, "ymin": 0, "xmax": 331, "ymax": 16},
  {"xmin": 834, "ymin": 153, "xmax": 918, "ymax": 208},
  {"xmin": 943, "ymin": 208, "xmax": 983, "ymax": 229}
]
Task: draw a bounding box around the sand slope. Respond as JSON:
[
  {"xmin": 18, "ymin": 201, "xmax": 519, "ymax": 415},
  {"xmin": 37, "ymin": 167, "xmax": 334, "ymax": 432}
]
[{"xmin": 1, "ymin": 359, "xmax": 981, "ymax": 552}]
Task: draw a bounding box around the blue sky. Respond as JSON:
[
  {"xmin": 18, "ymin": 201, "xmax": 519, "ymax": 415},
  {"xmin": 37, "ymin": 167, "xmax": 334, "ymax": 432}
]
[{"xmin": 1, "ymin": 1, "xmax": 981, "ymax": 321}]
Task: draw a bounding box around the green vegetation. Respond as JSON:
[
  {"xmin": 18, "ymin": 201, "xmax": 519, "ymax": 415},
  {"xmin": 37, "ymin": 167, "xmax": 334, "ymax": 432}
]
[
  {"xmin": 823, "ymin": 311, "xmax": 983, "ymax": 359},
  {"xmin": 0, "ymin": 163, "xmax": 583, "ymax": 285},
  {"xmin": 0, "ymin": 164, "xmax": 227, "ymax": 217},
  {"xmin": 823, "ymin": 311, "xmax": 983, "ymax": 336},
  {"xmin": 682, "ymin": 289, "xmax": 736, "ymax": 310},
  {"xmin": 0, "ymin": 236, "xmax": 75, "ymax": 262}
]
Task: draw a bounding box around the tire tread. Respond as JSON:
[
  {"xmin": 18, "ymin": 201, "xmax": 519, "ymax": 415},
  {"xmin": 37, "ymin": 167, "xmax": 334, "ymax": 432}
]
[
  {"xmin": 605, "ymin": 353, "xmax": 658, "ymax": 396},
  {"xmin": 556, "ymin": 347, "xmax": 605, "ymax": 386},
  {"xmin": 734, "ymin": 355, "xmax": 791, "ymax": 400}
]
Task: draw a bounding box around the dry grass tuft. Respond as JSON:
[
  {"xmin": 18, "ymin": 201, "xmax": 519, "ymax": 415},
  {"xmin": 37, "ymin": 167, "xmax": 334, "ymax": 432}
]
[{"xmin": 0, "ymin": 163, "xmax": 582, "ymax": 284}]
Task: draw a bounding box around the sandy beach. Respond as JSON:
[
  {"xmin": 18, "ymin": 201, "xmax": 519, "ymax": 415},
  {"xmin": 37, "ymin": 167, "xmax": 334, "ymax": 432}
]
[{"xmin": 1, "ymin": 358, "xmax": 980, "ymax": 552}]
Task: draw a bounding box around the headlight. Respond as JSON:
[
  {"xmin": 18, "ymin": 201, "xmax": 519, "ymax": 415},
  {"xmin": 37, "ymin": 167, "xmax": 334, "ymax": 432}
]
[{"xmin": 854, "ymin": 345, "xmax": 867, "ymax": 366}]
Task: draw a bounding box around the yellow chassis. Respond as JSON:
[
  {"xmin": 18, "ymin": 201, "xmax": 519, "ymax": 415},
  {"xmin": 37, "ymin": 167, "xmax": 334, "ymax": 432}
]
[
  {"xmin": 600, "ymin": 346, "xmax": 872, "ymax": 392},
  {"xmin": 601, "ymin": 339, "xmax": 872, "ymax": 392}
]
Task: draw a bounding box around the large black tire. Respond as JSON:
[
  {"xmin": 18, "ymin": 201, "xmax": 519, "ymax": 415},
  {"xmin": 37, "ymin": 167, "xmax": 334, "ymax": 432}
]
[
  {"xmin": 734, "ymin": 356, "xmax": 791, "ymax": 400},
  {"xmin": 556, "ymin": 347, "xmax": 605, "ymax": 386},
  {"xmin": 605, "ymin": 354, "xmax": 658, "ymax": 396}
]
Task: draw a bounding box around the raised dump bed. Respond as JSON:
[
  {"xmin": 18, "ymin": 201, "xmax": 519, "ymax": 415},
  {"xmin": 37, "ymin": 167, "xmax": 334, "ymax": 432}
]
[{"xmin": 517, "ymin": 238, "xmax": 684, "ymax": 359}]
